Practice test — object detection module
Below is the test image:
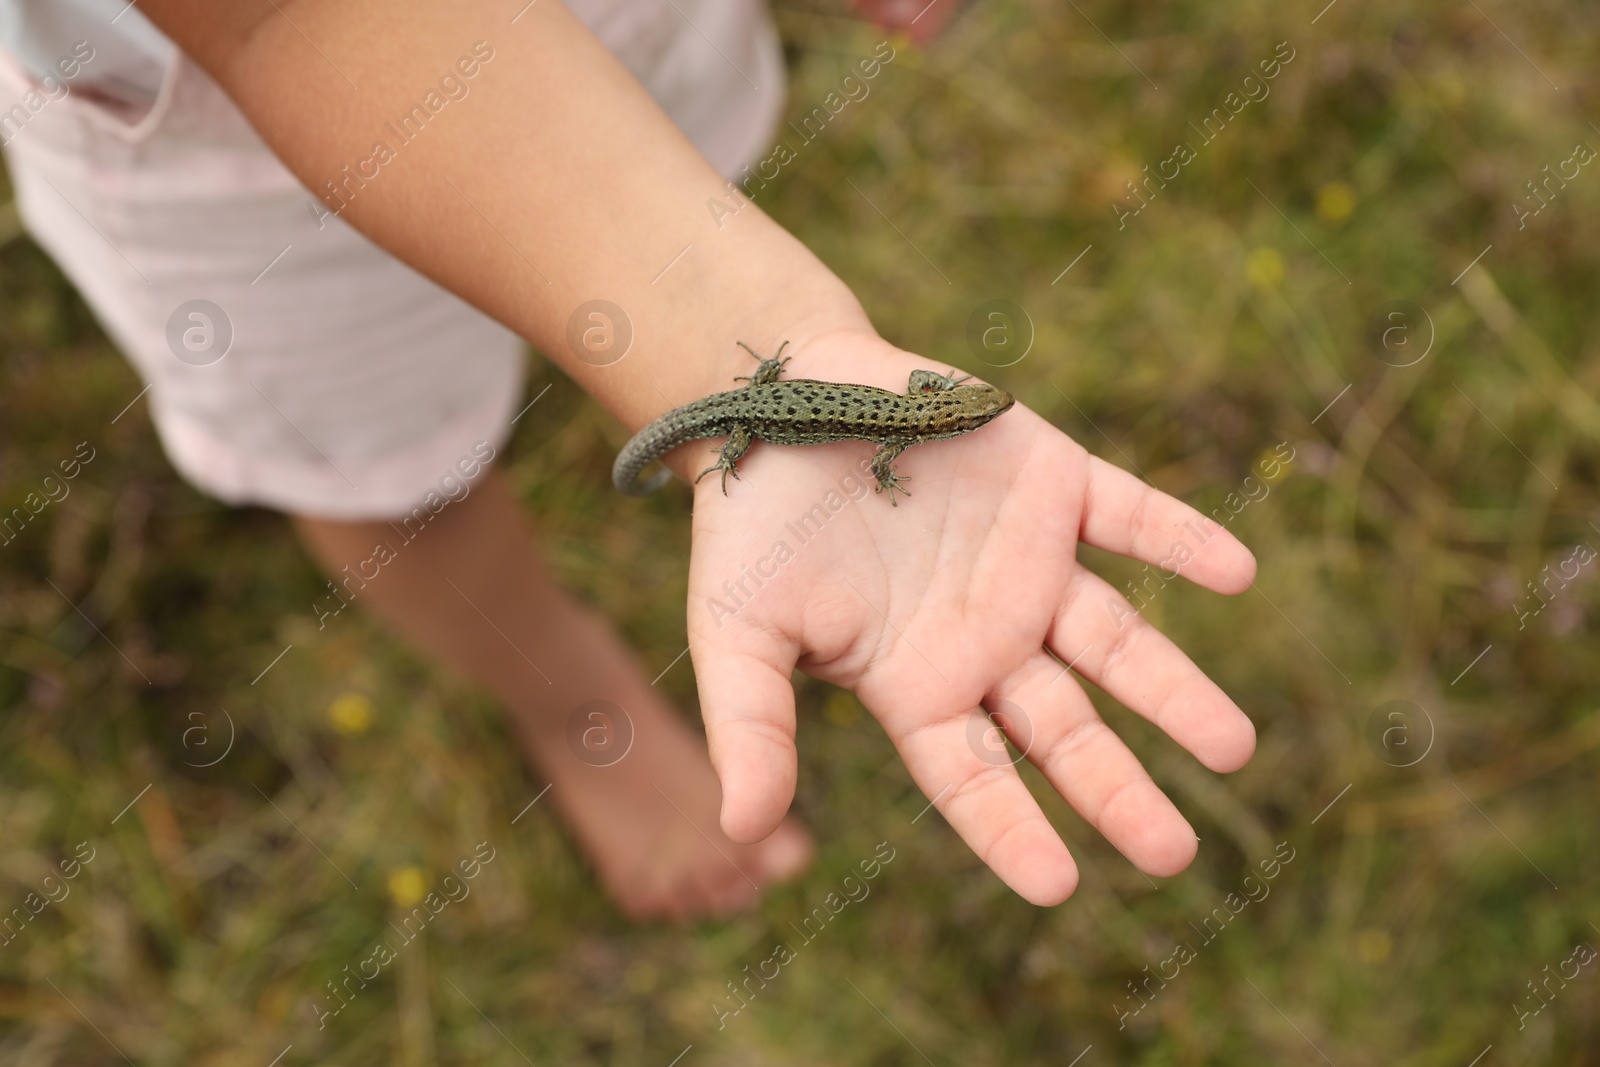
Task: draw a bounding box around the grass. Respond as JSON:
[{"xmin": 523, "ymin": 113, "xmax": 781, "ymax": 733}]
[{"xmin": 3, "ymin": 0, "xmax": 1599, "ymax": 1062}]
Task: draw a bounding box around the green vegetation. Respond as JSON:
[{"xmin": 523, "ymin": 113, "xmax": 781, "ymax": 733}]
[{"xmin": 2, "ymin": 0, "xmax": 1597, "ymax": 1061}]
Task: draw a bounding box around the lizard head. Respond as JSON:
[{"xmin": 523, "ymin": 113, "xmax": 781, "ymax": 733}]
[{"xmin": 951, "ymin": 381, "xmax": 1016, "ymax": 429}]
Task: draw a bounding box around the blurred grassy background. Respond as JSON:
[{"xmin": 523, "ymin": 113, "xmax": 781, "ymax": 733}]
[{"xmin": 3, "ymin": 0, "xmax": 1600, "ymax": 1062}]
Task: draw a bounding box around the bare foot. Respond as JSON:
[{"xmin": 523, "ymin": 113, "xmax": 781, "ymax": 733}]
[
  {"xmin": 291, "ymin": 474, "xmax": 813, "ymax": 921},
  {"xmin": 504, "ymin": 596, "xmax": 814, "ymax": 921}
]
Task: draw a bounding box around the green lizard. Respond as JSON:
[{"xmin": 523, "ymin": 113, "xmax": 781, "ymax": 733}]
[{"xmin": 612, "ymin": 342, "xmax": 1016, "ymax": 505}]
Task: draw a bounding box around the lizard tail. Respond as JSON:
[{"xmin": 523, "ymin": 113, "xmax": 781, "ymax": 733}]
[
  {"xmin": 630, "ymin": 466, "xmax": 674, "ymax": 496},
  {"xmin": 613, "ymin": 396, "xmax": 720, "ymax": 495},
  {"xmin": 612, "ymin": 449, "xmax": 676, "ymax": 496}
]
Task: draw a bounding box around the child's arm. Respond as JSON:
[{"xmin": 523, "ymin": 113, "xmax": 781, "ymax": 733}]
[
  {"xmin": 140, "ymin": 0, "xmax": 868, "ymax": 469},
  {"xmin": 139, "ymin": 0, "xmax": 1260, "ymax": 904}
]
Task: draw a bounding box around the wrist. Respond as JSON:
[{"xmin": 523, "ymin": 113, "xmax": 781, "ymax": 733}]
[{"xmin": 550, "ymin": 214, "xmax": 878, "ymax": 437}]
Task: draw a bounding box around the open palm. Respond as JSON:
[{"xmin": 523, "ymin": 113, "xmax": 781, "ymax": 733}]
[{"xmin": 684, "ymin": 333, "xmax": 1257, "ymax": 905}]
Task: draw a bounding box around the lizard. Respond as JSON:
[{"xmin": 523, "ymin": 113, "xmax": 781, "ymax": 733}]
[{"xmin": 611, "ymin": 341, "xmax": 1016, "ymax": 505}]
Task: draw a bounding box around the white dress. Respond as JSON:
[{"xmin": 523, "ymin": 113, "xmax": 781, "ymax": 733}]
[{"xmin": 0, "ymin": 0, "xmax": 786, "ymax": 518}]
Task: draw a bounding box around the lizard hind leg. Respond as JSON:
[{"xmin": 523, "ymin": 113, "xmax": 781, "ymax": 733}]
[
  {"xmin": 694, "ymin": 426, "xmax": 755, "ymax": 495},
  {"xmin": 869, "ymin": 442, "xmax": 911, "ymax": 506},
  {"xmin": 734, "ymin": 340, "xmax": 791, "ymax": 387}
]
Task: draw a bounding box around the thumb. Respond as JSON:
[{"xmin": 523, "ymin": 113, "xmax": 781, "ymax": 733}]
[{"xmin": 691, "ymin": 632, "xmax": 800, "ymax": 844}]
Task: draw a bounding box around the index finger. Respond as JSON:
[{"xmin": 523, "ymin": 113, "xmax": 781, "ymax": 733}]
[{"xmin": 1078, "ymin": 456, "xmax": 1257, "ymax": 595}]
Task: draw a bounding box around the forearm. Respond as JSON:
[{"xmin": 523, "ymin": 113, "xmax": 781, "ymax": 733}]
[{"xmin": 137, "ymin": 0, "xmax": 876, "ymax": 478}]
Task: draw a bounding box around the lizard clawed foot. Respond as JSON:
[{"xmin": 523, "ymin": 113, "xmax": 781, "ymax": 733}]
[
  {"xmin": 906, "ymin": 367, "xmax": 970, "ymax": 395},
  {"xmin": 696, "ymin": 427, "xmax": 754, "ymax": 496},
  {"xmin": 733, "ymin": 340, "xmax": 791, "ymax": 386},
  {"xmin": 868, "ymin": 442, "xmax": 910, "ymax": 506},
  {"xmin": 922, "ymin": 369, "xmax": 971, "ymax": 391},
  {"xmin": 695, "ymin": 452, "xmax": 743, "ymax": 495},
  {"xmin": 873, "ymin": 471, "xmax": 911, "ymax": 507}
]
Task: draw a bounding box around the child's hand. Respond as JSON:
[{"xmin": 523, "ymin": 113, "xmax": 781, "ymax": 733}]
[
  {"xmin": 686, "ymin": 329, "xmax": 1257, "ymax": 905},
  {"xmin": 135, "ymin": 3, "xmax": 1247, "ymax": 908}
]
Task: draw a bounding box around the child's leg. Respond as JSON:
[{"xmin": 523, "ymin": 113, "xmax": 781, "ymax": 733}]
[
  {"xmin": 0, "ymin": 44, "xmax": 810, "ymax": 919},
  {"xmin": 291, "ymin": 466, "xmax": 813, "ymax": 919}
]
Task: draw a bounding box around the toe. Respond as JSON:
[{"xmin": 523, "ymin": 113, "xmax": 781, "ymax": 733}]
[{"xmin": 757, "ymin": 819, "xmax": 814, "ymax": 885}]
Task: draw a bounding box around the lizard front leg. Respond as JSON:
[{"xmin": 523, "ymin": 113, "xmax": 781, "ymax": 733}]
[
  {"xmin": 907, "ymin": 368, "xmax": 971, "ymax": 394},
  {"xmin": 695, "ymin": 426, "xmax": 755, "ymax": 495},
  {"xmin": 734, "ymin": 340, "xmax": 791, "ymax": 387},
  {"xmin": 869, "ymin": 441, "xmax": 911, "ymax": 506}
]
